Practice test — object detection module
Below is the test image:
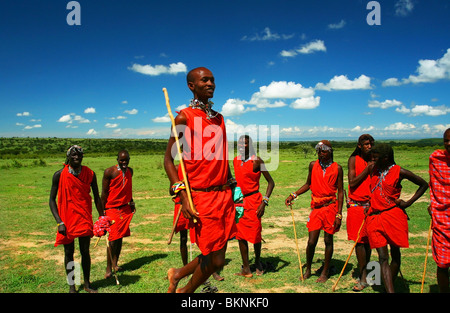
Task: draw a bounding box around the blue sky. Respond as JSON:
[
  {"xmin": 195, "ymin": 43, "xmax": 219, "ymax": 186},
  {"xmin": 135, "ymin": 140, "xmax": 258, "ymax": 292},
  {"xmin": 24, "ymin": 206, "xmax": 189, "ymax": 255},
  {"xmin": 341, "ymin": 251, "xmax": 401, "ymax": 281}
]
[{"xmin": 1, "ymin": 0, "xmax": 450, "ymax": 141}]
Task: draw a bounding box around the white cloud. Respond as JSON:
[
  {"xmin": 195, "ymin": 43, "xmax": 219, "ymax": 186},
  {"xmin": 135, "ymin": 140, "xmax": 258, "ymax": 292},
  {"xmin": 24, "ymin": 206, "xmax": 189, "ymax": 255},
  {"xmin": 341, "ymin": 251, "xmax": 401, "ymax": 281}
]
[
  {"xmin": 258, "ymin": 81, "xmax": 315, "ymax": 98},
  {"xmin": 86, "ymin": 129, "xmax": 97, "ymax": 135},
  {"xmin": 280, "ymin": 39, "xmax": 326, "ymax": 57},
  {"xmin": 396, "ymin": 104, "xmax": 450, "ymax": 116},
  {"xmin": 315, "ymin": 75, "xmax": 372, "ymax": 91},
  {"xmin": 383, "ymin": 48, "xmax": 450, "ymax": 85},
  {"xmin": 382, "ymin": 78, "xmax": 402, "ymax": 87},
  {"xmin": 58, "ymin": 114, "xmax": 72, "ymax": 123},
  {"xmin": 16, "ymin": 112, "xmax": 30, "ymax": 117},
  {"xmin": 128, "ymin": 62, "xmax": 187, "ymax": 76},
  {"xmin": 395, "ymin": 0, "xmax": 415, "ymax": 17},
  {"xmin": 105, "ymin": 123, "xmax": 119, "ymax": 128},
  {"xmin": 84, "ymin": 107, "xmax": 96, "ymax": 114},
  {"xmin": 221, "ymin": 99, "xmax": 249, "ymax": 116},
  {"xmin": 290, "ymin": 96, "xmax": 320, "ymax": 109},
  {"xmin": 124, "ymin": 109, "xmax": 138, "ymax": 115},
  {"xmin": 57, "ymin": 113, "xmax": 90, "ymax": 124},
  {"xmin": 241, "ymin": 27, "xmax": 294, "ymax": 41},
  {"xmin": 384, "ymin": 122, "xmax": 416, "ymax": 131},
  {"xmin": 368, "ymin": 99, "xmax": 403, "ymax": 109},
  {"xmin": 23, "ymin": 124, "xmax": 41, "ymax": 130},
  {"xmin": 328, "ymin": 19, "xmax": 346, "ymax": 29}
]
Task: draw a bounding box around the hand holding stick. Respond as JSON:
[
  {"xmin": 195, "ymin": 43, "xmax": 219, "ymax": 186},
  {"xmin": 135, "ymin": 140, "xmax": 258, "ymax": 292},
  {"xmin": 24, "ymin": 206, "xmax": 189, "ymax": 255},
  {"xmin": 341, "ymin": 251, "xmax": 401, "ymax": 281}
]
[{"xmin": 163, "ymin": 88, "xmax": 198, "ymax": 223}]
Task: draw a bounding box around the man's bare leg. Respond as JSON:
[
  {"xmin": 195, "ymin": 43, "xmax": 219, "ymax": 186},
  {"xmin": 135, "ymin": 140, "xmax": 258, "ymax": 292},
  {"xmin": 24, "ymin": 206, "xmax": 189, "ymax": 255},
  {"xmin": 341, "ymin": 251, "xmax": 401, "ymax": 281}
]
[{"xmin": 317, "ymin": 232, "xmax": 333, "ymax": 283}]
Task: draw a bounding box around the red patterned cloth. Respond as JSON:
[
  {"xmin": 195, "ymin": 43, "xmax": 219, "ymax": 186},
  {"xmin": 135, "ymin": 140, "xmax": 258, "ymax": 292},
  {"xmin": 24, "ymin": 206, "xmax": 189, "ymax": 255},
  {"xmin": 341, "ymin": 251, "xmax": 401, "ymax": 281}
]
[
  {"xmin": 54, "ymin": 165, "xmax": 94, "ymax": 246},
  {"xmin": 429, "ymin": 149, "xmax": 450, "ymax": 268}
]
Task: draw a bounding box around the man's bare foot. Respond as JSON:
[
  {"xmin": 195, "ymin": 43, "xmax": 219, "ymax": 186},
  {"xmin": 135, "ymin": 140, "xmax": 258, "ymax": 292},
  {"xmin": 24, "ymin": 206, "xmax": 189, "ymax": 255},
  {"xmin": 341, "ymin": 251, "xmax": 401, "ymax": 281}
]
[
  {"xmin": 301, "ymin": 268, "xmax": 311, "ymax": 280},
  {"xmin": 105, "ymin": 271, "xmax": 112, "ymax": 279},
  {"xmin": 212, "ymin": 272, "xmax": 224, "ymax": 281},
  {"xmin": 83, "ymin": 283, "xmax": 98, "ymax": 293},
  {"xmin": 316, "ymin": 274, "xmax": 329, "ymax": 283},
  {"xmin": 234, "ymin": 267, "xmax": 253, "ymax": 278},
  {"xmin": 167, "ymin": 268, "xmax": 180, "ymax": 293},
  {"xmin": 69, "ymin": 285, "xmax": 77, "ymax": 293}
]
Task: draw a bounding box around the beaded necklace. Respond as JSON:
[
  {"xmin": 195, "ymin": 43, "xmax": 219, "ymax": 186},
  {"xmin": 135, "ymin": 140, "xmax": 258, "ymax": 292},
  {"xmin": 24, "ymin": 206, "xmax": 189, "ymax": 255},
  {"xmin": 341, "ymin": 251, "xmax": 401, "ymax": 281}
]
[{"xmin": 189, "ymin": 99, "xmax": 218, "ymax": 120}]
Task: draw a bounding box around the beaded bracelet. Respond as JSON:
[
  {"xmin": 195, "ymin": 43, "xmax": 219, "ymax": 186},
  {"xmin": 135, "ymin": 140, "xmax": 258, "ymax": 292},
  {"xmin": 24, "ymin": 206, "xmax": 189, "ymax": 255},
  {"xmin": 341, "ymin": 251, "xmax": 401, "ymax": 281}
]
[
  {"xmin": 290, "ymin": 192, "xmax": 298, "ymax": 199},
  {"xmin": 172, "ymin": 181, "xmax": 186, "ymax": 194},
  {"xmin": 262, "ymin": 196, "xmax": 269, "ymax": 206}
]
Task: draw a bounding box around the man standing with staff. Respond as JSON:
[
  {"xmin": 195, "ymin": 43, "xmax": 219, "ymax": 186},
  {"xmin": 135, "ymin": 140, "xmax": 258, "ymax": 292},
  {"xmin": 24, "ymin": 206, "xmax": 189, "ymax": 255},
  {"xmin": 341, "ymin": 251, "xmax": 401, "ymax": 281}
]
[
  {"xmin": 346, "ymin": 134, "xmax": 374, "ymax": 291},
  {"xmin": 101, "ymin": 150, "xmax": 136, "ymax": 280},
  {"xmin": 49, "ymin": 145, "xmax": 104, "ymax": 293},
  {"xmin": 164, "ymin": 67, "xmax": 236, "ymax": 293},
  {"xmin": 285, "ymin": 140, "xmax": 344, "ymax": 283},
  {"xmin": 428, "ymin": 128, "xmax": 450, "ymax": 293}
]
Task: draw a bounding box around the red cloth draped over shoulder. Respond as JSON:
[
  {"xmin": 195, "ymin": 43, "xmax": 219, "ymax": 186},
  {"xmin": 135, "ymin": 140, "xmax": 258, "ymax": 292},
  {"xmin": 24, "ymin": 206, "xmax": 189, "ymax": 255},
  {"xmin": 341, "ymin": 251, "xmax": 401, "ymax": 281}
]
[
  {"xmin": 234, "ymin": 155, "xmax": 262, "ymax": 244},
  {"xmin": 348, "ymin": 155, "xmax": 371, "ymax": 202},
  {"xmin": 369, "ymin": 165, "xmax": 401, "ymax": 213},
  {"xmin": 310, "ymin": 160, "xmax": 338, "ymax": 208},
  {"xmin": 105, "ymin": 167, "xmax": 132, "ymax": 208},
  {"xmin": 55, "ymin": 165, "xmax": 94, "ymax": 246},
  {"xmin": 179, "ymin": 107, "xmax": 228, "ymax": 189},
  {"xmin": 233, "ymin": 155, "xmax": 261, "ymax": 195},
  {"xmin": 176, "ymin": 107, "xmax": 235, "ymax": 255},
  {"xmin": 429, "ymin": 149, "xmax": 450, "ymax": 268},
  {"xmin": 104, "ymin": 167, "xmax": 134, "ymax": 241},
  {"xmin": 367, "ymin": 165, "xmax": 408, "ymax": 249}
]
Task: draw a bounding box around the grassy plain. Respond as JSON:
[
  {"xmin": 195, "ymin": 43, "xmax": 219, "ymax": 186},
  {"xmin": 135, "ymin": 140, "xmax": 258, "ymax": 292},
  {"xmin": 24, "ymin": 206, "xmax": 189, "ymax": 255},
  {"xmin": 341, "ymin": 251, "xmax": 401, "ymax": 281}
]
[{"xmin": 0, "ymin": 140, "xmax": 442, "ymax": 294}]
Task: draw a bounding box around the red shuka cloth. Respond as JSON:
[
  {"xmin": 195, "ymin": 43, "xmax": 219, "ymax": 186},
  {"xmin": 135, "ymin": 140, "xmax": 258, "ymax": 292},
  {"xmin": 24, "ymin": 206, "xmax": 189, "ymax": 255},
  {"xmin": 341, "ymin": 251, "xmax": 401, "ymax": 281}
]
[
  {"xmin": 366, "ymin": 165, "xmax": 409, "ymax": 249},
  {"xmin": 172, "ymin": 196, "xmax": 195, "ymax": 244},
  {"xmin": 234, "ymin": 155, "xmax": 262, "ymax": 244},
  {"xmin": 104, "ymin": 167, "xmax": 134, "ymax": 241},
  {"xmin": 55, "ymin": 165, "xmax": 94, "ymax": 246},
  {"xmin": 177, "ymin": 107, "xmax": 235, "ymax": 255},
  {"xmin": 429, "ymin": 149, "xmax": 450, "ymax": 268},
  {"xmin": 347, "ymin": 155, "xmax": 370, "ymax": 243},
  {"xmin": 307, "ymin": 161, "xmax": 339, "ymax": 234}
]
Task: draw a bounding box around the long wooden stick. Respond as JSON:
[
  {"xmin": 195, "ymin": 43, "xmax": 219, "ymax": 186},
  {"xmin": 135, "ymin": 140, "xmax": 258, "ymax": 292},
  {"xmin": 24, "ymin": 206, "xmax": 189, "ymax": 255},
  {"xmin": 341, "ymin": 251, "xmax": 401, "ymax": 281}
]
[
  {"xmin": 167, "ymin": 205, "xmax": 182, "ymax": 245},
  {"xmin": 332, "ymin": 217, "xmax": 366, "ymax": 292},
  {"xmin": 420, "ymin": 220, "xmax": 432, "ymax": 293},
  {"xmin": 106, "ymin": 236, "xmax": 120, "ymax": 285},
  {"xmin": 289, "ymin": 205, "xmax": 304, "ymax": 282},
  {"xmin": 163, "ymin": 87, "xmax": 197, "ymax": 223}
]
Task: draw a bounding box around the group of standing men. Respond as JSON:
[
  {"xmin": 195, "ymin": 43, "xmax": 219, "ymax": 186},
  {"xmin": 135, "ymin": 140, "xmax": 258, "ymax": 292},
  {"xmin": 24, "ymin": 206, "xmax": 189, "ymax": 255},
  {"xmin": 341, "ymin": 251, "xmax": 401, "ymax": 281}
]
[
  {"xmin": 49, "ymin": 66, "xmax": 449, "ymax": 294},
  {"xmin": 50, "ymin": 147, "xmax": 135, "ymax": 293}
]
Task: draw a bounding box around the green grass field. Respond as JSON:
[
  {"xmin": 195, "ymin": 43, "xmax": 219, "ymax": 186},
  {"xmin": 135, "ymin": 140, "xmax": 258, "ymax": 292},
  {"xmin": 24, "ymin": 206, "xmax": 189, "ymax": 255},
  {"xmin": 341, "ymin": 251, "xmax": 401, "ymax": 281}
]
[{"xmin": 0, "ymin": 141, "xmax": 441, "ymax": 293}]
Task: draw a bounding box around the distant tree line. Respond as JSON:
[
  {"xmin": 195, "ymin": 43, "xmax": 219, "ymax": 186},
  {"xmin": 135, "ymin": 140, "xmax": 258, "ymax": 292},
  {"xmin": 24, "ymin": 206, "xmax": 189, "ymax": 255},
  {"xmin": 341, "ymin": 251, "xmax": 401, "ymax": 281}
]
[{"xmin": 0, "ymin": 137, "xmax": 443, "ymax": 159}]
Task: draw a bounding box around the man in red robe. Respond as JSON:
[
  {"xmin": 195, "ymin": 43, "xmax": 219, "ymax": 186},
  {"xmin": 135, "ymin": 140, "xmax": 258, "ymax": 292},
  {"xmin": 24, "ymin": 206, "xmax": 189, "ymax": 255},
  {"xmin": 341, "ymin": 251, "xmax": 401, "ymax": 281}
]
[
  {"xmin": 286, "ymin": 140, "xmax": 344, "ymax": 283},
  {"xmin": 165, "ymin": 67, "xmax": 236, "ymax": 293},
  {"xmin": 49, "ymin": 145, "xmax": 104, "ymax": 293},
  {"xmin": 234, "ymin": 135, "xmax": 275, "ymax": 278},
  {"xmin": 428, "ymin": 128, "xmax": 450, "ymax": 293},
  {"xmin": 367, "ymin": 143, "xmax": 428, "ymax": 293},
  {"xmin": 101, "ymin": 150, "xmax": 135, "ymax": 279},
  {"xmin": 346, "ymin": 134, "xmax": 374, "ymax": 291}
]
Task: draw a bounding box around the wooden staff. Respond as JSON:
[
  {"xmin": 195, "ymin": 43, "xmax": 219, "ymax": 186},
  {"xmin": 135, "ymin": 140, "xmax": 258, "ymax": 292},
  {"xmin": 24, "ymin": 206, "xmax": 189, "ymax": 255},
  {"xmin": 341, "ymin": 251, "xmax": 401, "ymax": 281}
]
[
  {"xmin": 167, "ymin": 204, "xmax": 182, "ymax": 245},
  {"xmin": 332, "ymin": 217, "xmax": 366, "ymax": 292},
  {"xmin": 163, "ymin": 87, "xmax": 198, "ymax": 223},
  {"xmin": 288, "ymin": 204, "xmax": 304, "ymax": 282},
  {"xmin": 420, "ymin": 220, "xmax": 432, "ymax": 293},
  {"xmin": 106, "ymin": 236, "xmax": 120, "ymax": 285}
]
